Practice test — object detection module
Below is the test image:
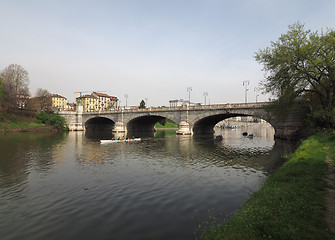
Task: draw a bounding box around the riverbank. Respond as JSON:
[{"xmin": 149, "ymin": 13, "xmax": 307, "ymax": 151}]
[
  {"xmin": 155, "ymin": 119, "xmax": 178, "ymax": 129},
  {"xmin": 0, "ymin": 112, "xmax": 66, "ymax": 132},
  {"xmin": 200, "ymin": 132, "xmax": 335, "ymax": 240}
]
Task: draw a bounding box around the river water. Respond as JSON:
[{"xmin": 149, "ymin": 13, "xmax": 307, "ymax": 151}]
[{"xmin": 0, "ymin": 124, "xmax": 295, "ymax": 240}]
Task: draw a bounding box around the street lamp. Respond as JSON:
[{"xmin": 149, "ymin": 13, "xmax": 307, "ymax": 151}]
[
  {"xmin": 124, "ymin": 94, "xmax": 128, "ymax": 107},
  {"xmin": 242, "ymin": 81, "xmax": 249, "ymax": 103},
  {"xmin": 145, "ymin": 98, "xmax": 148, "ymax": 107},
  {"xmin": 203, "ymin": 92, "xmax": 208, "ymax": 105},
  {"xmin": 254, "ymin": 87, "xmax": 260, "ymax": 103},
  {"xmin": 187, "ymin": 87, "xmax": 192, "ymax": 104}
]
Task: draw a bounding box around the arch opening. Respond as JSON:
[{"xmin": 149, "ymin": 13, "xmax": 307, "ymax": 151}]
[
  {"xmin": 127, "ymin": 115, "xmax": 166, "ymax": 132},
  {"xmin": 85, "ymin": 117, "xmax": 115, "ymax": 131},
  {"xmin": 193, "ymin": 114, "xmax": 274, "ymax": 135}
]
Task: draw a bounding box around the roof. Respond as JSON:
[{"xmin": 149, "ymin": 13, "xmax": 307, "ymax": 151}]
[
  {"xmin": 92, "ymin": 92, "xmax": 118, "ymax": 100},
  {"xmin": 77, "ymin": 94, "xmax": 96, "ymax": 99},
  {"xmin": 51, "ymin": 94, "xmax": 67, "ymax": 99}
]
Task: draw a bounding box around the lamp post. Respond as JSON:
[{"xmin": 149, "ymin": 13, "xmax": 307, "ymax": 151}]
[
  {"xmin": 187, "ymin": 87, "xmax": 192, "ymax": 105},
  {"xmin": 145, "ymin": 98, "xmax": 148, "ymax": 107},
  {"xmin": 242, "ymin": 81, "xmax": 249, "ymax": 103},
  {"xmin": 124, "ymin": 94, "xmax": 128, "ymax": 107},
  {"xmin": 254, "ymin": 87, "xmax": 260, "ymax": 103},
  {"xmin": 203, "ymin": 92, "xmax": 208, "ymax": 105}
]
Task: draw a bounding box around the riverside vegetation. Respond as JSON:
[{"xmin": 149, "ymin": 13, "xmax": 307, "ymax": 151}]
[
  {"xmin": 155, "ymin": 119, "xmax": 178, "ymax": 129},
  {"xmin": 0, "ymin": 111, "xmax": 68, "ymax": 132},
  {"xmin": 200, "ymin": 132, "xmax": 335, "ymax": 240}
]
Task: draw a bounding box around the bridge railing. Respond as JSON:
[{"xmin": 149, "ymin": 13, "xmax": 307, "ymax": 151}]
[{"xmin": 60, "ymin": 102, "xmax": 268, "ymax": 115}]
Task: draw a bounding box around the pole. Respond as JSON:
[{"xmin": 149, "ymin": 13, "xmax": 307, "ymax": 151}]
[
  {"xmin": 243, "ymin": 81, "xmax": 249, "ymax": 103},
  {"xmin": 203, "ymin": 92, "xmax": 208, "ymax": 105},
  {"xmin": 124, "ymin": 94, "xmax": 128, "ymax": 107},
  {"xmin": 254, "ymin": 87, "xmax": 259, "ymax": 103},
  {"xmin": 187, "ymin": 87, "xmax": 192, "ymax": 105}
]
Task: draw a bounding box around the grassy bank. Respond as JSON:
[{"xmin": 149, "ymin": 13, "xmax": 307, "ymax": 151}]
[
  {"xmin": 155, "ymin": 119, "xmax": 178, "ymax": 129},
  {"xmin": 0, "ymin": 111, "xmax": 68, "ymax": 132},
  {"xmin": 201, "ymin": 132, "xmax": 335, "ymax": 240},
  {"xmin": 0, "ymin": 113, "xmax": 44, "ymax": 131}
]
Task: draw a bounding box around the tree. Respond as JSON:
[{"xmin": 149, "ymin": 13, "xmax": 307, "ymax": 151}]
[
  {"xmin": 0, "ymin": 78, "xmax": 4, "ymax": 102},
  {"xmin": 35, "ymin": 88, "xmax": 52, "ymax": 112},
  {"xmin": 0, "ymin": 64, "xmax": 30, "ymax": 111},
  {"xmin": 255, "ymin": 23, "xmax": 335, "ymax": 128},
  {"xmin": 139, "ymin": 99, "xmax": 146, "ymax": 108}
]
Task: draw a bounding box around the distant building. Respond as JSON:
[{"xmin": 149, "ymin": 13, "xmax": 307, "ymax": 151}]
[
  {"xmin": 91, "ymin": 92, "xmax": 118, "ymax": 111},
  {"xmin": 51, "ymin": 94, "xmax": 68, "ymax": 111},
  {"xmin": 66, "ymin": 102, "xmax": 76, "ymax": 111},
  {"xmin": 16, "ymin": 94, "xmax": 30, "ymax": 109},
  {"xmin": 76, "ymin": 92, "xmax": 118, "ymax": 112}
]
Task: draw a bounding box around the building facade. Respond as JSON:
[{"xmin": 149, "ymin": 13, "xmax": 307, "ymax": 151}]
[
  {"xmin": 51, "ymin": 94, "xmax": 68, "ymax": 111},
  {"xmin": 76, "ymin": 92, "xmax": 118, "ymax": 112}
]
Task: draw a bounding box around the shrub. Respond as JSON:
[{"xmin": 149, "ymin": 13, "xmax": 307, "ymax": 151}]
[{"xmin": 37, "ymin": 111, "xmax": 68, "ymax": 130}]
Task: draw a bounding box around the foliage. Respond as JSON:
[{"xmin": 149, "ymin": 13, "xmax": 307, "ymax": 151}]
[
  {"xmin": 159, "ymin": 118, "xmax": 166, "ymax": 126},
  {"xmin": 255, "ymin": 23, "xmax": 335, "ymax": 128},
  {"xmin": 37, "ymin": 111, "xmax": 68, "ymax": 130},
  {"xmin": 0, "ymin": 64, "xmax": 30, "ymax": 111},
  {"xmin": 155, "ymin": 119, "xmax": 178, "ymax": 128},
  {"xmin": 139, "ymin": 100, "xmax": 146, "ymax": 108},
  {"xmin": 200, "ymin": 132, "xmax": 335, "ymax": 240},
  {"xmin": 0, "ymin": 112, "xmax": 44, "ymax": 131}
]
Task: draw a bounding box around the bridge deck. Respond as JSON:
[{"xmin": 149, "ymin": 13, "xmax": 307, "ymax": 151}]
[{"xmin": 61, "ymin": 102, "xmax": 267, "ymax": 115}]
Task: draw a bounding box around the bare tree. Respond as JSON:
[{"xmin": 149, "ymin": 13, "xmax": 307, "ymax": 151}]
[
  {"xmin": 0, "ymin": 64, "xmax": 30, "ymax": 111},
  {"xmin": 35, "ymin": 88, "xmax": 52, "ymax": 112}
]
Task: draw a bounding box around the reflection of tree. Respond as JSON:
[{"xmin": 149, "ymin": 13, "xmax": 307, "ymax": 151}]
[{"xmin": 0, "ymin": 132, "xmax": 66, "ymax": 189}]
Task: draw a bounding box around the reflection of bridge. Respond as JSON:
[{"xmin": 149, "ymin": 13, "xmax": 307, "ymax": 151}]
[{"xmin": 60, "ymin": 102, "xmax": 304, "ymax": 139}]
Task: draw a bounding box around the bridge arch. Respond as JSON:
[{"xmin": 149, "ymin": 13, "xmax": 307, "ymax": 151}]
[
  {"xmin": 126, "ymin": 114, "xmax": 178, "ymax": 132},
  {"xmin": 192, "ymin": 110, "xmax": 274, "ymax": 134},
  {"xmin": 85, "ymin": 117, "xmax": 115, "ymax": 131}
]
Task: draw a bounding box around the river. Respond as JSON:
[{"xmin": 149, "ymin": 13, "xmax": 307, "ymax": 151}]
[{"xmin": 0, "ymin": 124, "xmax": 295, "ymax": 240}]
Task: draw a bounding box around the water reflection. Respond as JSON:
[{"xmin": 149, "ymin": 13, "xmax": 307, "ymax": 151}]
[
  {"xmin": 0, "ymin": 125, "xmax": 297, "ymax": 240},
  {"xmin": 0, "ymin": 132, "xmax": 66, "ymax": 188}
]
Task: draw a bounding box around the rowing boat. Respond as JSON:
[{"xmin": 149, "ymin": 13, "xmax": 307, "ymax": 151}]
[{"xmin": 100, "ymin": 138, "xmax": 141, "ymax": 144}]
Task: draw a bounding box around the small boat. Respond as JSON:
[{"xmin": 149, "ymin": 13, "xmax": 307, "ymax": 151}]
[
  {"xmin": 215, "ymin": 135, "xmax": 223, "ymax": 141},
  {"xmin": 100, "ymin": 138, "xmax": 141, "ymax": 144},
  {"xmin": 247, "ymin": 134, "xmax": 254, "ymax": 138},
  {"xmin": 242, "ymin": 132, "xmax": 248, "ymax": 136}
]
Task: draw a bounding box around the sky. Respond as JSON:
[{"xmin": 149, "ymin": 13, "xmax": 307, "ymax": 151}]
[{"xmin": 1, "ymin": 0, "xmax": 335, "ymax": 106}]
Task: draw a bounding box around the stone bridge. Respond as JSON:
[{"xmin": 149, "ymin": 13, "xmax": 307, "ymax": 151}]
[{"xmin": 59, "ymin": 102, "xmax": 305, "ymax": 139}]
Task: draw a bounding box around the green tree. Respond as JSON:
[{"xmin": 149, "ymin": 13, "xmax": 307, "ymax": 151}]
[
  {"xmin": 139, "ymin": 99, "xmax": 146, "ymax": 108},
  {"xmin": 37, "ymin": 111, "xmax": 68, "ymax": 130},
  {"xmin": 255, "ymin": 23, "xmax": 335, "ymax": 128}
]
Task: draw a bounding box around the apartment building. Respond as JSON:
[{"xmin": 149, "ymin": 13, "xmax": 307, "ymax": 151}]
[
  {"xmin": 76, "ymin": 94, "xmax": 98, "ymax": 112},
  {"xmin": 92, "ymin": 92, "xmax": 118, "ymax": 111},
  {"xmin": 76, "ymin": 92, "xmax": 118, "ymax": 112},
  {"xmin": 51, "ymin": 94, "xmax": 68, "ymax": 111}
]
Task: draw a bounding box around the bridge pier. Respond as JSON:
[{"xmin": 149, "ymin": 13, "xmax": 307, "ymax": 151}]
[
  {"xmin": 176, "ymin": 121, "xmax": 192, "ymax": 135},
  {"xmin": 112, "ymin": 121, "xmax": 126, "ymax": 133}
]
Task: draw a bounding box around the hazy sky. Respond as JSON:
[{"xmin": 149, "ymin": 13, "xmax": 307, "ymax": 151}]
[{"xmin": 1, "ymin": 0, "xmax": 335, "ymax": 106}]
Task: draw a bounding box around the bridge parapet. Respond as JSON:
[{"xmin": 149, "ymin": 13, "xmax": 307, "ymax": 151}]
[{"xmin": 69, "ymin": 102, "xmax": 268, "ymax": 115}]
